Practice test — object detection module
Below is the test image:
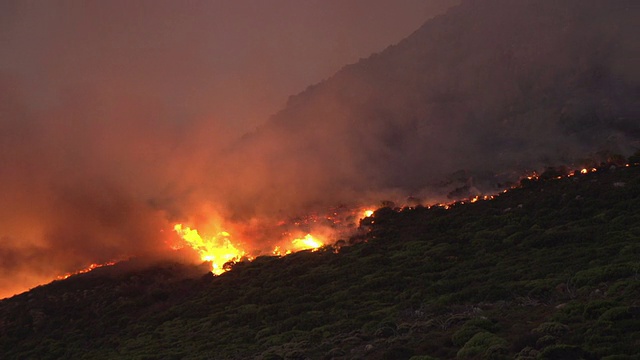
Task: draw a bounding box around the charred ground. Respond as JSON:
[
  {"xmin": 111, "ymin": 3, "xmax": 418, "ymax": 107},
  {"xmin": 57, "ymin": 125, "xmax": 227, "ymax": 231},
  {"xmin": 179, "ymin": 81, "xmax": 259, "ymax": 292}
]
[{"xmin": 1, "ymin": 160, "xmax": 639, "ymax": 359}]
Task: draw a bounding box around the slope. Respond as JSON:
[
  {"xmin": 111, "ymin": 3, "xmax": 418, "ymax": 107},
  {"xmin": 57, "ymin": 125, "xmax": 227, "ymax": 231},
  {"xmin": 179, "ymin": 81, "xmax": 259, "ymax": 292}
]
[{"xmin": 1, "ymin": 161, "xmax": 639, "ymax": 359}]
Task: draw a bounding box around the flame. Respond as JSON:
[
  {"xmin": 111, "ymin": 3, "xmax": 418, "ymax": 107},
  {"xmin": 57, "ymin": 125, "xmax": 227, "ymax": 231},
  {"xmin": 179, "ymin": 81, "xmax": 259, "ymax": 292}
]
[
  {"xmin": 173, "ymin": 224, "xmax": 245, "ymax": 275},
  {"xmin": 173, "ymin": 222, "xmax": 326, "ymax": 272},
  {"xmin": 57, "ymin": 262, "xmax": 115, "ymax": 280},
  {"xmin": 52, "ymin": 162, "xmax": 636, "ymax": 290},
  {"xmin": 291, "ymin": 234, "xmax": 323, "ymax": 251},
  {"xmin": 273, "ymin": 234, "xmax": 324, "ymax": 256}
]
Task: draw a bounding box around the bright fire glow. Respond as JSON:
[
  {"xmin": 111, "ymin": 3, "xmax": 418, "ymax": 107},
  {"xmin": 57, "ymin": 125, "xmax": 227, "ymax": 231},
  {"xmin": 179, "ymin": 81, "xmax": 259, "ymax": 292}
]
[
  {"xmin": 291, "ymin": 234, "xmax": 323, "ymax": 251},
  {"xmin": 173, "ymin": 224, "xmax": 245, "ymax": 275},
  {"xmin": 273, "ymin": 234, "xmax": 324, "ymax": 256},
  {"xmin": 174, "ymin": 223, "xmax": 326, "ymax": 273},
  {"xmin": 57, "ymin": 262, "xmax": 115, "ymax": 280}
]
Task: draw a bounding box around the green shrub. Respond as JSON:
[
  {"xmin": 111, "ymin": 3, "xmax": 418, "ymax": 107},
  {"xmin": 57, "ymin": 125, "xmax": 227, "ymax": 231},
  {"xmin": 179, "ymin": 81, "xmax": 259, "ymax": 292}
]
[
  {"xmin": 451, "ymin": 318, "xmax": 499, "ymax": 347},
  {"xmin": 383, "ymin": 346, "xmax": 416, "ymax": 360},
  {"xmin": 256, "ymin": 327, "xmax": 277, "ymax": 340},
  {"xmin": 583, "ymin": 300, "xmax": 617, "ymax": 319},
  {"xmin": 484, "ymin": 344, "xmax": 509, "ymax": 360},
  {"xmin": 456, "ymin": 332, "xmax": 507, "ymax": 359},
  {"xmin": 538, "ymin": 344, "xmax": 588, "ymax": 360},
  {"xmin": 601, "ymin": 355, "xmax": 637, "ymax": 360},
  {"xmin": 514, "ymin": 346, "xmax": 538, "ymax": 360},
  {"xmin": 532, "ymin": 322, "xmax": 569, "ymax": 336},
  {"xmin": 375, "ymin": 326, "xmax": 396, "ymax": 338},
  {"xmin": 452, "ymin": 325, "xmax": 485, "ymax": 347},
  {"xmin": 467, "ymin": 318, "xmax": 499, "ymax": 332},
  {"xmin": 574, "ymin": 263, "xmax": 637, "ymax": 287},
  {"xmin": 552, "ymin": 301, "xmax": 584, "ymax": 323},
  {"xmin": 597, "ymin": 306, "xmax": 631, "ymax": 322},
  {"xmin": 627, "ymin": 150, "xmax": 640, "ymax": 164},
  {"xmin": 535, "ymin": 335, "xmax": 557, "ymax": 348}
]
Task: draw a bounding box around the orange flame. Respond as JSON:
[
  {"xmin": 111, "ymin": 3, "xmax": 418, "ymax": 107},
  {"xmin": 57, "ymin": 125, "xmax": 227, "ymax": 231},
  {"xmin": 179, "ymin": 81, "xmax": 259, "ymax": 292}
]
[
  {"xmin": 173, "ymin": 224, "xmax": 245, "ymax": 275},
  {"xmin": 273, "ymin": 234, "xmax": 324, "ymax": 256},
  {"xmin": 57, "ymin": 262, "xmax": 115, "ymax": 280},
  {"xmin": 173, "ymin": 223, "xmax": 326, "ymax": 273}
]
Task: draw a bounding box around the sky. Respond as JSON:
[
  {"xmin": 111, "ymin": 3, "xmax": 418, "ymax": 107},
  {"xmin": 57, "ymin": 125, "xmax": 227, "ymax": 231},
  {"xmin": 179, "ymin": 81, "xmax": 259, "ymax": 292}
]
[
  {"xmin": 0, "ymin": 0, "xmax": 459, "ymax": 298},
  {"xmin": 1, "ymin": 0, "xmax": 457, "ymax": 136}
]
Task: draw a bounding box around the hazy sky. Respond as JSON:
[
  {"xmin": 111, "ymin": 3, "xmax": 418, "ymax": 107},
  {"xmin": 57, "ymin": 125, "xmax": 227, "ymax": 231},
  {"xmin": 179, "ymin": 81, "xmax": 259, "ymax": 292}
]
[
  {"xmin": 0, "ymin": 1, "xmax": 459, "ymax": 298},
  {"xmin": 1, "ymin": 0, "xmax": 457, "ymax": 136}
]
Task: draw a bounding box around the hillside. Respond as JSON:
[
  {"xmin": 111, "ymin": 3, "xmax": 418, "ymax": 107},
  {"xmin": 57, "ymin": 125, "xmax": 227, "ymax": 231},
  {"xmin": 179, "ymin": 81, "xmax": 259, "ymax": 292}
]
[
  {"xmin": 217, "ymin": 0, "xmax": 639, "ymax": 216},
  {"xmin": 1, "ymin": 162, "xmax": 639, "ymax": 359}
]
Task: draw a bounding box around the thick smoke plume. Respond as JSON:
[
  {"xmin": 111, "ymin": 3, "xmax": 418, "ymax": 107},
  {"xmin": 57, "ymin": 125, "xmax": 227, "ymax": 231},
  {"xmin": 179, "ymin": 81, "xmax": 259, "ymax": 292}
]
[{"xmin": 0, "ymin": 1, "xmax": 458, "ymax": 298}]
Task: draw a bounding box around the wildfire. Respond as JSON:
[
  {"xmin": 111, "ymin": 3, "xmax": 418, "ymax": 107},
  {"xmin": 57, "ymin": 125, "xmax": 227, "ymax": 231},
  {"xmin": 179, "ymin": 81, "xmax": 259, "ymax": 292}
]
[
  {"xmin": 52, "ymin": 162, "xmax": 637, "ymax": 290},
  {"xmin": 57, "ymin": 262, "xmax": 115, "ymax": 280},
  {"xmin": 173, "ymin": 224, "xmax": 245, "ymax": 275},
  {"xmin": 273, "ymin": 234, "xmax": 324, "ymax": 256},
  {"xmin": 171, "ymin": 163, "xmax": 630, "ymax": 275},
  {"xmin": 173, "ymin": 223, "xmax": 327, "ymax": 274}
]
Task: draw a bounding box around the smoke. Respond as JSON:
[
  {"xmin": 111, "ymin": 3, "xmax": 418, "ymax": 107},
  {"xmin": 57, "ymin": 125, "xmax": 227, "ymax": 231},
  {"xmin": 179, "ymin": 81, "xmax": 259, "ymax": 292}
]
[
  {"xmin": 0, "ymin": 1, "xmax": 459, "ymax": 298},
  {"xmin": 209, "ymin": 0, "xmax": 639, "ymax": 218}
]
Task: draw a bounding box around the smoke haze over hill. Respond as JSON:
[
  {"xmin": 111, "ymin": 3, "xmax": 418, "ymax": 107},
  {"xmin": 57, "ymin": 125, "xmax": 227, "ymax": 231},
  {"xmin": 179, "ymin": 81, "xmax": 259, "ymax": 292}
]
[
  {"xmin": 0, "ymin": 0, "xmax": 459, "ymax": 298},
  {"xmin": 210, "ymin": 0, "xmax": 639, "ymax": 218},
  {"xmin": 1, "ymin": 0, "xmax": 638, "ymax": 298}
]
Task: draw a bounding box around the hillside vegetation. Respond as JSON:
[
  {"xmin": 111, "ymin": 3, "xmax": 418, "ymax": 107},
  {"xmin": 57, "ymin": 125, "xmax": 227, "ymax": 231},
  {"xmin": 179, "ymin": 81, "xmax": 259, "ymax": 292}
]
[{"xmin": 1, "ymin": 162, "xmax": 639, "ymax": 359}]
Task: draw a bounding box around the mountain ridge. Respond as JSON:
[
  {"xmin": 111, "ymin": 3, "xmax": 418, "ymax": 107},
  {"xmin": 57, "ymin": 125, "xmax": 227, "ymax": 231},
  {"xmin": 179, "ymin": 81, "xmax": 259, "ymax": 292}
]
[{"xmin": 218, "ymin": 0, "xmax": 638, "ymax": 216}]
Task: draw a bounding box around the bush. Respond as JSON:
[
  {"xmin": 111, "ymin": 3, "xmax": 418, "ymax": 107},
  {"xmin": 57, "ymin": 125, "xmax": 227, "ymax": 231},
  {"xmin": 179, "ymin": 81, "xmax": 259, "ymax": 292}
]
[
  {"xmin": 456, "ymin": 332, "xmax": 507, "ymax": 359},
  {"xmin": 452, "ymin": 317, "xmax": 500, "ymax": 346},
  {"xmin": 627, "ymin": 150, "xmax": 640, "ymax": 165},
  {"xmin": 382, "ymin": 346, "xmax": 416, "ymax": 360},
  {"xmin": 452, "ymin": 325, "xmax": 485, "ymax": 347},
  {"xmin": 582, "ymin": 300, "xmax": 617, "ymax": 319},
  {"xmin": 538, "ymin": 344, "xmax": 588, "ymax": 360},
  {"xmin": 573, "ymin": 263, "xmax": 637, "ymax": 287},
  {"xmin": 601, "ymin": 356, "xmax": 637, "ymax": 360},
  {"xmin": 484, "ymin": 344, "xmax": 509, "ymax": 360},
  {"xmin": 535, "ymin": 335, "xmax": 557, "ymax": 348},
  {"xmin": 597, "ymin": 306, "xmax": 630, "ymax": 322},
  {"xmin": 375, "ymin": 326, "xmax": 396, "ymax": 338},
  {"xmin": 532, "ymin": 322, "xmax": 569, "ymax": 336}
]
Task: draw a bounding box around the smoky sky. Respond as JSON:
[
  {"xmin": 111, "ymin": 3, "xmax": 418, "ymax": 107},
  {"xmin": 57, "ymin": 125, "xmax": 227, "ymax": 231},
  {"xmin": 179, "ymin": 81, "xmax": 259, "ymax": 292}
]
[
  {"xmin": 0, "ymin": 1, "xmax": 459, "ymax": 298},
  {"xmin": 210, "ymin": 0, "xmax": 639, "ymax": 218},
  {"xmin": 1, "ymin": 0, "xmax": 457, "ymax": 135}
]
